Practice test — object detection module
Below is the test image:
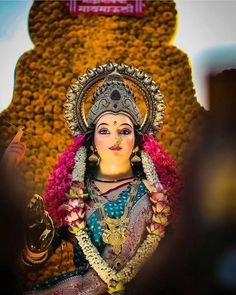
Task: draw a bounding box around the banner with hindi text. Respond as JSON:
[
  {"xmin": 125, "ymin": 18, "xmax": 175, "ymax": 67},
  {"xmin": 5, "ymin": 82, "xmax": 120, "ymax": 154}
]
[{"xmin": 64, "ymin": 0, "xmax": 146, "ymax": 16}]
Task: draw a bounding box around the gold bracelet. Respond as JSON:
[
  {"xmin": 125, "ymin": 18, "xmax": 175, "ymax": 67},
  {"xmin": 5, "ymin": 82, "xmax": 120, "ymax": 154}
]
[{"xmin": 22, "ymin": 248, "xmax": 48, "ymax": 266}]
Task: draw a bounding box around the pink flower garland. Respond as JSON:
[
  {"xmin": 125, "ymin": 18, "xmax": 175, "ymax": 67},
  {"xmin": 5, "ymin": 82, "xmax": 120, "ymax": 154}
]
[
  {"xmin": 43, "ymin": 134, "xmax": 85, "ymax": 227},
  {"xmin": 43, "ymin": 133, "xmax": 181, "ymax": 228},
  {"xmin": 142, "ymin": 133, "xmax": 182, "ymax": 220}
]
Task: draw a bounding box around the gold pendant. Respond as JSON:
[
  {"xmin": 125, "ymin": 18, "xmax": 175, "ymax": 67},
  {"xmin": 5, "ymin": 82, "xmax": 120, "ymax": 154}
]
[
  {"xmin": 98, "ymin": 183, "xmax": 138, "ymax": 255},
  {"xmin": 102, "ymin": 227, "xmax": 129, "ymax": 255}
]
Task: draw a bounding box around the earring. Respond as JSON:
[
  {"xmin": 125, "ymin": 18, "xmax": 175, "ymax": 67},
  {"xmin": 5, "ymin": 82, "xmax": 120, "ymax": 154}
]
[
  {"xmin": 88, "ymin": 146, "xmax": 99, "ymax": 163},
  {"xmin": 131, "ymin": 147, "xmax": 141, "ymax": 163}
]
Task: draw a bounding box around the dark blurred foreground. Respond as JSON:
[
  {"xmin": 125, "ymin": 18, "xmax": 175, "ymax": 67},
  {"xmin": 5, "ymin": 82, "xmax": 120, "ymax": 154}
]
[
  {"xmin": 128, "ymin": 69, "xmax": 236, "ymax": 295},
  {"xmin": 0, "ymin": 159, "xmax": 27, "ymax": 294}
]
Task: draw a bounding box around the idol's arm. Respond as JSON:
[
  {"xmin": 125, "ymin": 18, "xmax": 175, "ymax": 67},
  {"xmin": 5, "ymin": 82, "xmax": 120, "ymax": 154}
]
[
  {"xmin": 1, "ymin": 127, "xmax": 26, "ymax": 168},
  {"xmin": 22, "ymin": 194, "xmax": 55, "ymax": 266}
]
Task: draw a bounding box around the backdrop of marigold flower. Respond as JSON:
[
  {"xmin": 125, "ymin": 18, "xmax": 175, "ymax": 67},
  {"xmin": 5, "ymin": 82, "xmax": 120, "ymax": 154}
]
[{"xmin": 0, "ymin": 0, "xmax": 206, "ymax": 286}]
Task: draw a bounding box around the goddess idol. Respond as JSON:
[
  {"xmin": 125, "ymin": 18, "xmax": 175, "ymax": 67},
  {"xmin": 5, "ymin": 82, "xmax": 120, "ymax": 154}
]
[{"xmin": 20, "ymin": 62, "xmax": 180, "ymax": 294}]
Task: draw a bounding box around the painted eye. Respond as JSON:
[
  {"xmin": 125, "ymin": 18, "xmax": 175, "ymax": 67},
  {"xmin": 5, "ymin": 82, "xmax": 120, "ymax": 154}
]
[
  {"xmin": 120, "ymin": 128, "xmax": 132, "ymax": 135},
  {"xmin": 98, "ymin": 128, "xmax": 110, "ymax": 134}
]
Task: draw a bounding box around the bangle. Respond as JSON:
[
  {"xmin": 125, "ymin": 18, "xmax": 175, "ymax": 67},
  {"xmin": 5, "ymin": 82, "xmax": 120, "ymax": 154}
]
[
  {"xmin": 25, "ymin": 247, "xmax": 48, "ymax": 259},
  {"xmin": 22, "ymin": 249, "xmax": 48, "ymax": 266}
]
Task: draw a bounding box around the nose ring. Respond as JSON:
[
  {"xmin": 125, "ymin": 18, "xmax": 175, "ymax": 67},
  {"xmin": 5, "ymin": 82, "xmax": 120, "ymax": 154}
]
[{"xmin": 116, "ymin": 138, "xmax": 122, "ymax": 146}]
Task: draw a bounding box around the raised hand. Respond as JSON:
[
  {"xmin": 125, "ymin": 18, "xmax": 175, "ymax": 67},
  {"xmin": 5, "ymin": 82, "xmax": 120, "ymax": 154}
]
[
  {"xmin": 26, "ymin": 194, "xmax": 55, "ymax": 254},
  {"xmin": 1, "ymin": 127, "xmax": 26, "ymax": 167}
]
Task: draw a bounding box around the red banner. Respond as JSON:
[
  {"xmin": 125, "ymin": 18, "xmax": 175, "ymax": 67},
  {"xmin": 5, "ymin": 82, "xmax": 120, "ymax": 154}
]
[{"xmin": 64, "ymin": 0, "xmax": 146, "ymax": 16}]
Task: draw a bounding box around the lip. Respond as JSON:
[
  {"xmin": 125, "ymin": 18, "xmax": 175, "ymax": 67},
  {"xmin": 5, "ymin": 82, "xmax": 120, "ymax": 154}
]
[{"xmin": 109, "ymin": 146, "xmax": 122, "ymax": 151}]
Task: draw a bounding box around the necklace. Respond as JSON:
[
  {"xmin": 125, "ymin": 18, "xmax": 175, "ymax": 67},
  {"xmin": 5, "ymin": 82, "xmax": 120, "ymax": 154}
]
[
  {"xmin": 93, "ymin": 175, "xmax": 134, "ymax": 183},
  {"xmin": 88, "ymin": 179, "xmax": 139, "ymax": 255}
]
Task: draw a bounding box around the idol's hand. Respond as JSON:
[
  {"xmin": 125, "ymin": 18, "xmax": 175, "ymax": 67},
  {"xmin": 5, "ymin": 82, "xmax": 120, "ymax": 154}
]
[
  {"xmin": 26, "ymin": 194, "xmax": 55, "ymax": 254},
  {"xmin": 1, "ymin": 127, "xmax": 26, "ymax": 167}
]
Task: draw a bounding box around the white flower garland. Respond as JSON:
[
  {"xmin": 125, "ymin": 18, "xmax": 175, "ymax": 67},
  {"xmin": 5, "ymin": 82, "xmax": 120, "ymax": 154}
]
[
  {"xmin": 72, "ymin": 146, "xmax": 87, "ymax": 182},
  {"xmin": 141, "ymin": 150, "xmax": 159, "ymax": 184},
  {"xmin": 76, "ymin": 230, "xmax": 161, "ymax": 285},
  {"xmin": 76, "ymin": 230, "xmax": 117, "ymax": 284},
  {"xmin": 141, "ymin": 150, "xmax": 165, "ymax": 192}
]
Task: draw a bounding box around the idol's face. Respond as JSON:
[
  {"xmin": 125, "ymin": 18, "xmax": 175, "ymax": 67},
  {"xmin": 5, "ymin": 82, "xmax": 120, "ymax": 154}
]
[{"xmin": 94, "ymin": 113, "xmax": 135, "ymax": 163}]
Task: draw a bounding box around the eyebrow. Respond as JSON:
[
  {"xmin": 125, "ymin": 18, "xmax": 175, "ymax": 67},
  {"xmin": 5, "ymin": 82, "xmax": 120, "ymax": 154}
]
[
  {"xmin": 120, "ymin": 123, "xmax": 133, "ymax": 128},
  {"xmin": 97, "ymin": 123, "xmax": 109, "ymax": 128},
  {"xmin": 97, "ymin": 123, "xmax": 133, "ymax": 128}
]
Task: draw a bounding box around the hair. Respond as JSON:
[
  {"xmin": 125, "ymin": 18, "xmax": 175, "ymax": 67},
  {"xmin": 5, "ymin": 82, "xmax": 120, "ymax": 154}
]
[{"xmin": 84, "ymin": 123, "xmax": 145, "ymax": 180}]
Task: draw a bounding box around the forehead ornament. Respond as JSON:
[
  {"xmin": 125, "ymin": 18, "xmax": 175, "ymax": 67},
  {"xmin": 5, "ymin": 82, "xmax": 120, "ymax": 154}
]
[{"xmin": 64, "ymin": 62, "xmax": 165, "ymax": 137}]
